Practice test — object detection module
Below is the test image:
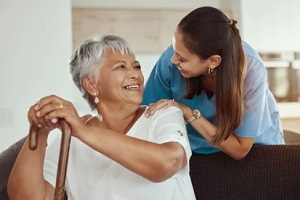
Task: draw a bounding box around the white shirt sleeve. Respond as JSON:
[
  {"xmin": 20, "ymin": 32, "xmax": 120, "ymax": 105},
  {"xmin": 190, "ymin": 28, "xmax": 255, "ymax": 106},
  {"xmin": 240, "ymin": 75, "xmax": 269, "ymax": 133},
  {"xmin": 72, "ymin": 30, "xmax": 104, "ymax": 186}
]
[
  {"xmin": 150, "ymin": 107, "xmax": 192, "ymax": 177},
  {"xmin": 43, "ymin": 130, "xmax": 61, "ymax": 187}
]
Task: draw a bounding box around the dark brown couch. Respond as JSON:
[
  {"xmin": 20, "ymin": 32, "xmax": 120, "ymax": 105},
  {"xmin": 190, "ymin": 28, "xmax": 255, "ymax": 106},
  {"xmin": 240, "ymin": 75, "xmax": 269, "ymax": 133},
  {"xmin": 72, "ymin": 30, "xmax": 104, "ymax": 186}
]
[
  {"xmin": 1, "ymin": 136, "xmax": 300, "ymax": 200},
  {"xmin": 190, "ymin": 145, "xmax": 300, "ymax": 199}
]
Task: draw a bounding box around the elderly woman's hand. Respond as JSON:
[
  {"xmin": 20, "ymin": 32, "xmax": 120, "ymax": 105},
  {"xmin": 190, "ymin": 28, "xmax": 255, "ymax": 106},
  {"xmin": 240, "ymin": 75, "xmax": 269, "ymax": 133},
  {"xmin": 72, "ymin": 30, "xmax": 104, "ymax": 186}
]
[
  {"xmin": 28, "ymin": 101, "xmax": 57, "ymax": 131},
  {"xmin": 29, "ymin": 95, "xmax": 85, "ymax": 137}
]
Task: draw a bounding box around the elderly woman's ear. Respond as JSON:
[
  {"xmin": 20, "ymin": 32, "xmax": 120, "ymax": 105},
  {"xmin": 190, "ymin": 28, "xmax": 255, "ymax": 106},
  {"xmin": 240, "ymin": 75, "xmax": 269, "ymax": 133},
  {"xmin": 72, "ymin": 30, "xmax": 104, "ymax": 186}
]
[
  {"xmin": 83, "ymin": 76, "xmax": 98, "ymax": 96},
  {"xmin": 83, "ymin": 76, "xmax": 100, "ymax": 104}
]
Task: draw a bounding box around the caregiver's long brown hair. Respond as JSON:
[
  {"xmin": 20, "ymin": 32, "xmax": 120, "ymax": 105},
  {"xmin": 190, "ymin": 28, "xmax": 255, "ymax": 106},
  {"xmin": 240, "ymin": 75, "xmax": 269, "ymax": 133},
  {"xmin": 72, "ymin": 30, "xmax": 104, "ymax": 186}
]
[
  {"xmin": 178, "ymin": 7, "xmax": 247, "ymax": 145},
  {"xmin": 28, "ymin": 119, "xmax": 71, "ymax": 200}
]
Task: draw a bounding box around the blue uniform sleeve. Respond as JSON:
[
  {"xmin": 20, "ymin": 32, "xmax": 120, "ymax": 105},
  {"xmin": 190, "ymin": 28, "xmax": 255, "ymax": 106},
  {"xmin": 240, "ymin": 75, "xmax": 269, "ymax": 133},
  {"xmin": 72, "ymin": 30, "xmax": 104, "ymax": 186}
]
[
  {"xmin": 142, "ymin": 45, "xmax": 175, "ymax": 105},
  {"xmin": 235, "ymin": 43, "xmax": 272, "ymax": 137}
]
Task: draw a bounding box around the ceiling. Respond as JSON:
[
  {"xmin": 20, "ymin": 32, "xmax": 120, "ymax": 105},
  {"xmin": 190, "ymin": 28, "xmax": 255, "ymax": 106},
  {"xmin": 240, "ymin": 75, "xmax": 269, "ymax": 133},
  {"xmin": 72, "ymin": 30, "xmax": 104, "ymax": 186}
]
[{"xmin": 71, "ymin": 0, "xmax": 221, "ymax": 9}]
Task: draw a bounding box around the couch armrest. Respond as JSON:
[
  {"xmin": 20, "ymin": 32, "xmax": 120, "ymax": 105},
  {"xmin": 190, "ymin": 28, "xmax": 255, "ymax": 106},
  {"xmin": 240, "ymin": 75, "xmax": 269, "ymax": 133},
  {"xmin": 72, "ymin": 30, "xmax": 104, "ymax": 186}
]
[
  {"xmin": 0, "ymin": 137, "xmax": 26, "ymax": 199},
  {"xmin": 190, "ymin": 144, "xmax": 300, "ymax": 200}
]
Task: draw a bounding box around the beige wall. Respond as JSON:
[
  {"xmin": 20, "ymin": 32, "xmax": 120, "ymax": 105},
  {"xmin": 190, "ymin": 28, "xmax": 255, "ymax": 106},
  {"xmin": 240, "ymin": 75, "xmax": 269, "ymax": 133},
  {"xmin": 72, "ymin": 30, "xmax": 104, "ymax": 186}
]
[
  {"xmin": 72, "ymin": 8, "xmax": 189, "ymax": 54},
  {"xmin": 72, "ymin": 8, "xmax": 232, "ymax": 54},
  {"xmin": 281, "ymin": 118, "xmax": 300, "ymax": 133}
]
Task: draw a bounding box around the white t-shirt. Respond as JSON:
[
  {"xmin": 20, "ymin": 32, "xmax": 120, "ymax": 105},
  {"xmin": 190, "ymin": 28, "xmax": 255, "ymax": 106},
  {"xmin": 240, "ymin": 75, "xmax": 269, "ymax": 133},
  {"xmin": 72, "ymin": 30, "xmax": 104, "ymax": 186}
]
[{"xmin": 43, "ymin": 107, "xmax": 196, "ymax": 200}]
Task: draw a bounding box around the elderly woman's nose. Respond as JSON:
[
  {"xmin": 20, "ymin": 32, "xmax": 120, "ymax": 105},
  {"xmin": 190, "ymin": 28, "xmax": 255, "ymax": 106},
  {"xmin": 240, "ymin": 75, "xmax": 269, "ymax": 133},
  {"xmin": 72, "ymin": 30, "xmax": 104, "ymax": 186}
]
[{"xmin": 128, "ymin": 68, "xmax": 139, "ymax": 78}]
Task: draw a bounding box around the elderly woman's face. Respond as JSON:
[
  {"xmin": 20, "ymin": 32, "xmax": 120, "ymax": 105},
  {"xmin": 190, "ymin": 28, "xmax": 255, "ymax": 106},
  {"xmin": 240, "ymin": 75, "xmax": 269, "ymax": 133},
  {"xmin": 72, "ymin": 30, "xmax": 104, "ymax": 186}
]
[{"xmin": 96, "ymin": 49, "xmax": 144, "ymax": 105}]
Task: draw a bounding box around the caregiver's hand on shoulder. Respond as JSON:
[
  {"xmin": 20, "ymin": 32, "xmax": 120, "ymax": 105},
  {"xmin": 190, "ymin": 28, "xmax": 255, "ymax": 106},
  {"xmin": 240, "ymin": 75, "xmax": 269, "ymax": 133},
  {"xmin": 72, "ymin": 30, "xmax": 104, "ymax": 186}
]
[{"xmin": 145, "ymin": 99, "xmax": 183, "ymax": 117}]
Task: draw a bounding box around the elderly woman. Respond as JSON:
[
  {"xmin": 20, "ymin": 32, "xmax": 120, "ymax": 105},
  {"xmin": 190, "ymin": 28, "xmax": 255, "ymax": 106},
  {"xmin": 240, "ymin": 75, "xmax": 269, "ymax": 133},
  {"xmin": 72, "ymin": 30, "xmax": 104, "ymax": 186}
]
[{"xmin": 7, "ymin": 35, "xmax": 196, "ymax": 200}]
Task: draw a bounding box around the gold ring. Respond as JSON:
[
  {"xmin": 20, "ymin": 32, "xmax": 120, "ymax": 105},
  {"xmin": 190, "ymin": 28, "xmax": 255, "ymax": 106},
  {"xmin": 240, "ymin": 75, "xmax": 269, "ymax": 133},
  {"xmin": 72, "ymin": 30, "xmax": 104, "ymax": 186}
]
[{"xmin": 60, "ymin": 103, "xmax": 64, "ymax": 109}]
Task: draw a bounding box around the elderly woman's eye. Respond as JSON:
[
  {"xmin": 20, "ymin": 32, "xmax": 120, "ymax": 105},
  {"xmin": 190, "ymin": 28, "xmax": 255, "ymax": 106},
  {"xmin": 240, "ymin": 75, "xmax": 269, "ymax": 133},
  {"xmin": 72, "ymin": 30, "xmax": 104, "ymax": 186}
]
[
  {"xmin": 117, "ymin": 65, "xmax": 126, "ymax": 69},
  {"xmin": 134, "ymin": 65, "xmax": 141, "ymax": 70}
]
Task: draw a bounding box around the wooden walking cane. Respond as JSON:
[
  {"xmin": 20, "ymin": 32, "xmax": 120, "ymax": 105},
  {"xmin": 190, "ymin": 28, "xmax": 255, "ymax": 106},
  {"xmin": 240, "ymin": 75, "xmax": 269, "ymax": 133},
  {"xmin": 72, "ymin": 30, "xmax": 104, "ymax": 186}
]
[{"xmin": 28, "ymin": 119, "xmax": 72, "ymax": 200}]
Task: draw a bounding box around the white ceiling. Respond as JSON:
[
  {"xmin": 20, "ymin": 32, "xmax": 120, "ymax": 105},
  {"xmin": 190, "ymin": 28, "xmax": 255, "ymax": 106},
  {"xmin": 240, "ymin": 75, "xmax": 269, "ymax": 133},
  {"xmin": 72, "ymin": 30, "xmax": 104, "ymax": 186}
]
[{"xmin": 71, "ymin": 0, "xmax": 221, "ymax": 9}]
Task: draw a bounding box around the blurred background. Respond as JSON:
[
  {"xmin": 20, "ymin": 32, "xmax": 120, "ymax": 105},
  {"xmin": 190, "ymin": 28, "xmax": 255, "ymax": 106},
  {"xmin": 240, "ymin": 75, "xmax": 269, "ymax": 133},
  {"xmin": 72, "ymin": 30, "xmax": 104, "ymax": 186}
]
[{"xmin": 1, "ymin": 0, "xmax": 300, "ymax": 152}]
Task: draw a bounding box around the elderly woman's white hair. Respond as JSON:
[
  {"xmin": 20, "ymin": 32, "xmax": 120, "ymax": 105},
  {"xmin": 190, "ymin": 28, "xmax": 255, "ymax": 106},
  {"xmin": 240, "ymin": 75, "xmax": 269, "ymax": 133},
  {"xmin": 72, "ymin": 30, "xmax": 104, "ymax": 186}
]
[{"xmin": 69, "ymin": 34, "xmax": 135, "ymax": 110}]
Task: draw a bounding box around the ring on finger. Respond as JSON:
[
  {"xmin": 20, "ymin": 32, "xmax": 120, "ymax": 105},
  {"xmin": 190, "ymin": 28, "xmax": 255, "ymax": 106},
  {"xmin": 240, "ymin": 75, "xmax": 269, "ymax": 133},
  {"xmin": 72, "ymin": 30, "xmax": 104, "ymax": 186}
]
[{"xmin": 60, "ymin": 103, "xmax": 64, "ymax": 109}]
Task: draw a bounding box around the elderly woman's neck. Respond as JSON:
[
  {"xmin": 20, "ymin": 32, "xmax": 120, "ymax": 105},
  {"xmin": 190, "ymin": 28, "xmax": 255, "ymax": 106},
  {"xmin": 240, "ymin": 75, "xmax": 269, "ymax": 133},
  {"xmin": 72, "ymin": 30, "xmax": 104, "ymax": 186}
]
[{"xmin": 97, "ymin": 104, "xmax": 144, "ymax": 134}]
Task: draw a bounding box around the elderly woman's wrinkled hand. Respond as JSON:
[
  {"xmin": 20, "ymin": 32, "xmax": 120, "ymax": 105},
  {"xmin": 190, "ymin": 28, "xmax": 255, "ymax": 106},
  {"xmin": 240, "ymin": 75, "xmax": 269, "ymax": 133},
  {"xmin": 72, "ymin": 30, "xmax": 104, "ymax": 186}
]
[{"xmin": 28, "ymin": 95, "xmax": 83, "ymax": 133}]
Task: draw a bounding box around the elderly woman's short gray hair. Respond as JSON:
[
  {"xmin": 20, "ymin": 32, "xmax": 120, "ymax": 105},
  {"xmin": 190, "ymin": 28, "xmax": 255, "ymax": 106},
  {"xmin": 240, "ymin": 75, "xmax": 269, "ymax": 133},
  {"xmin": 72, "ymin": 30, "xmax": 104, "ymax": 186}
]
[{"xmin": 69, "ymin": 34, "xmax": 135, "ymax": 110}]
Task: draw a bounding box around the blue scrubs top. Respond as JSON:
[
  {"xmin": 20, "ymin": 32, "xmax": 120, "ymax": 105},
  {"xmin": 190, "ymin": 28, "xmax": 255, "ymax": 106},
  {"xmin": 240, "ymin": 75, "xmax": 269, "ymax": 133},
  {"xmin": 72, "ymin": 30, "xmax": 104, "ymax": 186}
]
[{"xmin": 142, "ymin": 41, "xmax": 284, "ymax": 154}]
